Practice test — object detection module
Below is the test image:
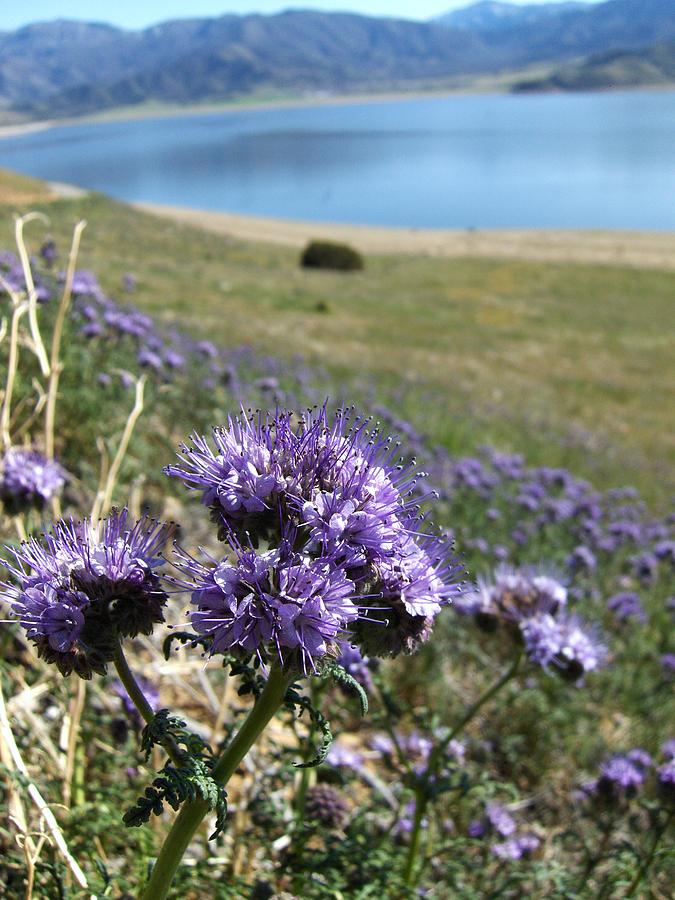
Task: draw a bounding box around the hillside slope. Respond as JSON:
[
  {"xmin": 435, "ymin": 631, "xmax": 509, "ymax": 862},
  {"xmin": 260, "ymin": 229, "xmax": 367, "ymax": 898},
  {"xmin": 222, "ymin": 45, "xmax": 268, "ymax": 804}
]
[
  {"xmin": 513, "ymin": 40, "xmax": 675, "ymax": 91},
  {"xmin": 2, "ymin": 1, "xmax": 675, "ymax": 118}
]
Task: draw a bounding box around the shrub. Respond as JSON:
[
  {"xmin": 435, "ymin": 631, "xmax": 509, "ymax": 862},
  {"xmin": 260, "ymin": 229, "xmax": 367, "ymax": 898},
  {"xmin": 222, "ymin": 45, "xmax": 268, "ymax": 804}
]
[{"xmin": 300, "ymin": 240, "xmax": 364, "ymax": 271}]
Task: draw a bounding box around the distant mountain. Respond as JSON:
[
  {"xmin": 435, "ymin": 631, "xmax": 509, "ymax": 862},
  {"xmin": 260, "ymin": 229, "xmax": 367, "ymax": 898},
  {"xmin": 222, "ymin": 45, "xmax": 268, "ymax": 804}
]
[
  {"xmin": 0, "ymin": 12, "xmax": 497, "ymax": 118},
  {"xmin": 1, "ymin": 2, "xmax": 675, "ymax": 119},
  {"xmin": 436, "ymin": 0, "xmax": 675, "ymax": 65},
  {"xmin": 435, "ymin": 2, "xmax": 589, "ymax": 33},
  {"xmin": 513, "ymin": 40, "xmax": 675, "ymax": 91}
]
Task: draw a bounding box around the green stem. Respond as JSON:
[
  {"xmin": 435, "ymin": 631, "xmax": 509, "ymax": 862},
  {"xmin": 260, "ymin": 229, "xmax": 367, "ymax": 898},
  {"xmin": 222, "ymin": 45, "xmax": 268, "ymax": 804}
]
[
  {"xmin": 403, "ymin": 654, "xmax": 522, "ymax": 887},
  {"xmin": 113, "ymin": 643, "xmax": 155, "ymax": 725},
  {"xmin": 294, "ymin": 679, "xmax": 321, "ymax": 820},
  {"xmin": 402, "ymin": 785, "xmax": 427, "ymax": 885},
  {"xmin": 112, "ymin": 642, "xmax": 183, "ymax": 767},
  {"xmin": 141, "ymin": 664, "xmax": 293, "ymax": 900},
  {"xmin": 625, "ymin": 808, "xmax": 674, "ymax": 898},
  {"xmin": 431, "ymin": 653, "xmax": 522, "ymax": 772}
]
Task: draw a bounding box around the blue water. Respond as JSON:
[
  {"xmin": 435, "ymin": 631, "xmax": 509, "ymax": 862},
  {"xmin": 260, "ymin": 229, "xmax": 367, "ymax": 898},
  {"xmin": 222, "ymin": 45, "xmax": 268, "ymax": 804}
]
[{"xmin": 1, "ymin": 91, "xmax": 674, "ymax": 229}]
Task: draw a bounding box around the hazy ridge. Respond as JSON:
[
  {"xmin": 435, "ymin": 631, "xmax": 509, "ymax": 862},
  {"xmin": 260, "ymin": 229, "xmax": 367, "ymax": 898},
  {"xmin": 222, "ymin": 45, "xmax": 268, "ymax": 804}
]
[{"xmin": 1, "ymin": 0, "xmax": 674, "ymax": 120}]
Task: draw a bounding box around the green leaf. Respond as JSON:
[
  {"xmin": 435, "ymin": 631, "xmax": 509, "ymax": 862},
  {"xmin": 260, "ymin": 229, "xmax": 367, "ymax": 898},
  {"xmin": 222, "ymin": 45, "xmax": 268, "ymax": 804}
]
[{"xmin": 323, "ymin": 661, "xmax": 368, "ymax": 716}]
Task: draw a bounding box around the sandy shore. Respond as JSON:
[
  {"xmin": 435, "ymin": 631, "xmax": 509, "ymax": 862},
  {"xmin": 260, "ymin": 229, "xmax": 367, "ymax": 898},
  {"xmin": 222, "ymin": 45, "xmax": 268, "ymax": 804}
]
[
  {"xmin": 0, "ymin": 121, "xmax": 55, "ymax": 140},
  {"xmin": 133, "ymin": 201, "xmax": 675, "ymax": 271}
]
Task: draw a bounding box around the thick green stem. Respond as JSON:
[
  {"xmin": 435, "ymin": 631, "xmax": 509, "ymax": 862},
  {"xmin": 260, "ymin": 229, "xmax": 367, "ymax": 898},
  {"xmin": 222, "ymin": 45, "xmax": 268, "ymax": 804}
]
[
  {"xmin": 141, "ymin": 664, "xmax": 293, "ymax": 900},
  {"xmin": 403, "ymin": 654, "xmax": 522, "ymax": 887}
]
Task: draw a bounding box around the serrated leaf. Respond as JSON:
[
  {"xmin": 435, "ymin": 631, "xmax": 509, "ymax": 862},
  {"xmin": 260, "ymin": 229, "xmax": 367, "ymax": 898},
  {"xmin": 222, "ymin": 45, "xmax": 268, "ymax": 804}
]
[{"xmin": 324, "ymin": 661, "xmax": 368, "ymax": 716}]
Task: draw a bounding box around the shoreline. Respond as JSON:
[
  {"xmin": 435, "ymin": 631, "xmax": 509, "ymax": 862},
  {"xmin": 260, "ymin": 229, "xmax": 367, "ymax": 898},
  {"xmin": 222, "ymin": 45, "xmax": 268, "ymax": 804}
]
[
  {"xmin": 133, "ymin": 201, "xmax": 675, "ymax": 270},
  {"xmin": 2, "ymin": 80, "xmax": 674, "ymax": 142},
  {"xmin": 0, "ymin": 87, "xmax": 492, "ymax": 141}
]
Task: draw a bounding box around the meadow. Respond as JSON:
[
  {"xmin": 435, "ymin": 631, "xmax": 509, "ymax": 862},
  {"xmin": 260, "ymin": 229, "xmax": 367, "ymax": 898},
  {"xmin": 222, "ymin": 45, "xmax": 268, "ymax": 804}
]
[{"xmin": 0, "ymin": 169, "xmax": 673, "ymax": 898}]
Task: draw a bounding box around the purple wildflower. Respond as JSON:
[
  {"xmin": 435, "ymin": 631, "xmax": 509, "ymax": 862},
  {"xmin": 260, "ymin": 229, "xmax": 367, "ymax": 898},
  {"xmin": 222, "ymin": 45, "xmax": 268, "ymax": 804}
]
[
  {"xmin": 138, "ymin": 347, "xmax": 163, "ymax": 372},
  {"xmin": 169, "ymin": 407, "xmax": 465, "ymax": 661},
  {"xmin": 486, "ymin": 802, "xmax": 517, "ymax": 837},
  {"xmin": 1, "ymin": 509, "xmax": 174, "ymax": 677},
  {"xmin": 326, "ymin": 742, "xmax": 364, "ymax": 770},
  {"xmin": 69, "ymin": 270, "xmax": 102, "ymax": 298},
  {"xmin": 595, "ymin": 755, "xmax": 646, "ymax": 799},
  {"xmin": 0, "ymin": 448, "xmax": 66, "ymax": 514},
  {"xmin": 304, "ymin": 783, "xmax": 349, "ymax": 829},
  {"xmin": 122, "ymin": 273, "xmax": 137, "ymax": 293},
  {"xmin": 626, "ymin": 748, "xmax": 653, "ymax": 770},
  {"xmin": 455, "ymin": 566, "xmax": 567, "ymax": 630},
  {"xmin": 184, "ymin": 544, "xmax": 358, "ymax": 673},
  {"xmin": 39, "ymin": 240, "xmax": 58, "ymax": 266},
  {"xmin": 520, "ymin": 612, "xmax": 606, "ymax": 683},
  {"xmin": 630, "ymin": 552, "xmax": 659, "ymax": 586},
  {"xmin": 661, "ymin": 653, "xmax": 675, "ymax": 675},
  {"xmin": 468, "ymin": 819, "xmax": 486, "ymax": 838},
  {"xmin": 337, "ymin": 643, "xmax": 373, "ymax": 691},
  {"xmin": 492, "ymin": 834, "xmax": 540, "ymax": 860},
  {"xmin": 196, "ymin": 340, "xmax": 218, "ymax": 359},
  {"xmin": 80, "ymin": 321, "xmax": 104, "ymax": 339},
  {"xmin": 657, "ymin": 760, "xmax": 675, "ymax": 802},
  {"xmin": 607, "ymin": 592, "xmax": 647, "ymax": 624},
  {"xmin": 164, "ymin": 348, "xmax": 185, "ymax": 369},
  {"xmin": 654, "ymin": 540, "xmax": 675, "ymax": 565}
]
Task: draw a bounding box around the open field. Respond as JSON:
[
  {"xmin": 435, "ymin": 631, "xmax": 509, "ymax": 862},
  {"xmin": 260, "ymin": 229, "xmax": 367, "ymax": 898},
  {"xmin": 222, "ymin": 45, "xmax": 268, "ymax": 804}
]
[
  {"xmin": 1, "ymin": 173, "xmax": 673, "ymax": 503},
  {"xmin": 1, "ymin": 168, "xmax": 674, "ymax": 898}
]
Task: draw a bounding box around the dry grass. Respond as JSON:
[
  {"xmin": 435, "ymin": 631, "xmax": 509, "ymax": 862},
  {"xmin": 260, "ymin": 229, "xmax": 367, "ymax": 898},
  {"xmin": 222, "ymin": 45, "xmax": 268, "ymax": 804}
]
[{"xmin": 0, "ymin": 169, "xmax": 56, "ymax": 206}]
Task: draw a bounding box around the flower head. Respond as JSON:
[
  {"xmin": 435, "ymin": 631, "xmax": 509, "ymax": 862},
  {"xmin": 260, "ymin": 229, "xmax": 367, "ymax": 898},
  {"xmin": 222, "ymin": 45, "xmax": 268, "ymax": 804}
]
[
  {"xmin": 305, "ymin": 783, "xmax": 349, "ymax": 829},
  {"xmin": 591, "ymin": 754, "xmax": 646, "ymax": 801},
  {"xmin": 657, "ymin": 760, "xmax": 675, "ymax": 803},
  {"xmin": 456, "ymin": 565, "xmax": 567, "ymax": 631},
  {"xmin": 2, "ymin": 510, "xmax": 173, "ymax": 677},
  {"xmin": 0, "ymin": 448, "xmax": 65, "ymax": 514},
  {"xmin": 492, "ymin": 834, "xmax": 540, "ymax": 860},
  {"xmin": 170, "ymin": 407, "xmax": 465, "ymax": 663},
  {"xmin": 520, "ymin": 612, "xmax": 606, "ymax": 683},
  {"xmin": 184, "ymin": 542, "xmax": 358, "ymax": 673}
]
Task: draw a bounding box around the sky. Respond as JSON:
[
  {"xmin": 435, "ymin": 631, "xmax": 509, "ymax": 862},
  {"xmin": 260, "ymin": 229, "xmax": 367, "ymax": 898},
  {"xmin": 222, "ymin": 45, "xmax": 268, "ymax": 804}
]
[{"xmin": 1, "ymin": 1, "xmax": 604, "ymax": 32}]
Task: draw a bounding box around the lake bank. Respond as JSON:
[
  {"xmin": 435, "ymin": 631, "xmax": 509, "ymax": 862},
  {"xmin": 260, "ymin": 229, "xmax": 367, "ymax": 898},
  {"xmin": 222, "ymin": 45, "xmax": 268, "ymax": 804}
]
[
  {"xmin": 0, "ymin": 67, "xmax": 557, "ymax": 140},
  {"xmin": 133, "ymin": 200, "xmax": 675, "ymax": 271}
]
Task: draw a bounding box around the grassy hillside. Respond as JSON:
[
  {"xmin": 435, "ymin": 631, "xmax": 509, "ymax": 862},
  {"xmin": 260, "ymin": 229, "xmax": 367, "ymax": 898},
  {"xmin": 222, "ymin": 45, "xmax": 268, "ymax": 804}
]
[
  {"xmin": 0, "ymin": 183, "xmax": 672, "ymax": 503},
  {"xmin": 514, "ymin": 40, "xmax": 675, "ymax": 92}
]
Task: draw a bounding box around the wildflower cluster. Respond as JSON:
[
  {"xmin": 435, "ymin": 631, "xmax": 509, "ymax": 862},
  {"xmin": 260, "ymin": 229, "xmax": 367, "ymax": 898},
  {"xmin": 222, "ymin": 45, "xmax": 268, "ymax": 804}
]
[
  {"xmin": 456, "ymin": 565, "xmax": 605, "ymax": 682},
  {"xmin": 168, "ymin": 406, "xmax": 463, "ymax": 673},
  {"xmin": 583, "ymin": 740, "xmax": 675, "ymax": 807},
  {"xmin": 468, "ymin": 802, "xmax": 540, "ymax": 860},
  {"xmin": 3, "ymin": 509, "xmax": 173, "ymax": 677},
  {"xmin": 0, "ymin": 447, "xmax": 66, "ymax": 514}
]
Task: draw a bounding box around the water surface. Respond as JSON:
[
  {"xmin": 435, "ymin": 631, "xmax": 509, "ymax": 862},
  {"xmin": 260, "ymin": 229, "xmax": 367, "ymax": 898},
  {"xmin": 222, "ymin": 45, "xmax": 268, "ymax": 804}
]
[{"xmin": 1, "ymin": 91, "xmax": 674, "ymax": 229}]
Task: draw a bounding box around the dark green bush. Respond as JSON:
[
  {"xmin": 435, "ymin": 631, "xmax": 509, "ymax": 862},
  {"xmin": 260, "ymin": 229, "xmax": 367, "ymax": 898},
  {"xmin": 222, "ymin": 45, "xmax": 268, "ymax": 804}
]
[{"xmin": 300, "ymin": 240, "xmax": 364, "ymax": 271}]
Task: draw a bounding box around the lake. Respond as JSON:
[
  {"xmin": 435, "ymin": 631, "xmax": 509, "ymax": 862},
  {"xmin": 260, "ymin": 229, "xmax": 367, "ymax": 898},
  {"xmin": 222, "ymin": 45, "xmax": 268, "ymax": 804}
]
[{"xmin": 1, "ymin": 90, "xmax": 674, "ymax": 230}]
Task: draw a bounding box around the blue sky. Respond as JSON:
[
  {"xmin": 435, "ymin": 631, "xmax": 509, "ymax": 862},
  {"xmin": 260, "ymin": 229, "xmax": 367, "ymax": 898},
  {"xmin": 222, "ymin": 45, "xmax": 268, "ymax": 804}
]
[{"xmin": 2, "ymin": 1, "xmax": 603, "ymax": 32}]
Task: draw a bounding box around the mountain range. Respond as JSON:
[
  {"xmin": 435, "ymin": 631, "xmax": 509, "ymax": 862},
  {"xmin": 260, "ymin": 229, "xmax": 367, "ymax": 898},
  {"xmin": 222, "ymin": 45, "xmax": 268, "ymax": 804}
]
[{"xmin": 1, "ymin": 1, "xmax": 674, "ymax": 120}]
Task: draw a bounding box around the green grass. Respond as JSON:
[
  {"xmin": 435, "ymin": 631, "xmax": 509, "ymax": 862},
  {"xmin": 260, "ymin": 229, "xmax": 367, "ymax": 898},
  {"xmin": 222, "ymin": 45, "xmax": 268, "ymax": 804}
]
[{"xmin": 1, "ymin": 189, "xmax": 673, "ymax": 503}]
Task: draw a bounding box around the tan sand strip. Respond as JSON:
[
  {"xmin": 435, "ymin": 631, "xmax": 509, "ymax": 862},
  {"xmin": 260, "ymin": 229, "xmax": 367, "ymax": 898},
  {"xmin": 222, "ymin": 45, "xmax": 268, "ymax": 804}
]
[{"xmin": 133, "ymin": 201, "xmax": 675, "ymax": 271}]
